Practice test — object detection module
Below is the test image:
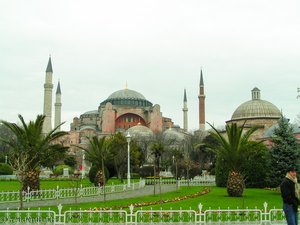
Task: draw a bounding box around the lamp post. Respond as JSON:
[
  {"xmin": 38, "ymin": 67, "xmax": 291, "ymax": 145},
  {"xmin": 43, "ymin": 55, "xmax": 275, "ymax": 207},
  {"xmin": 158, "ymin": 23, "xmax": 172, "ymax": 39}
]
[
  {"xmin": 172, "ymin": 155, "xmax": 178, "ymax": 190},
  {"xmin": 126, "ymin": 132, "xmax": 131, "ymax": 188},
  {"xmin": 5, "ymin": 155, "xmax": 8, "ymax": 164}
]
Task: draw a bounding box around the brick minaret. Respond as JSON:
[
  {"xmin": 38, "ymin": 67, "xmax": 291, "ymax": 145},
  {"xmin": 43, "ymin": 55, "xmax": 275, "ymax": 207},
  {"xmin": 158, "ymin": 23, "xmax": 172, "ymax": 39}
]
[
  {"xmin": 183, "ymin": 88, "xmax": 188, "ymax": 131},
  {"xmin": 43, "ymin": 56, "xmax": 53, "ymax": 134},
  {"xmin": 198, "ymin": 69, "xmax": 205, "ymax": 130},
  {"xmin": 54, "ymin": 81, "xmax": 62, "ymax": 131}
]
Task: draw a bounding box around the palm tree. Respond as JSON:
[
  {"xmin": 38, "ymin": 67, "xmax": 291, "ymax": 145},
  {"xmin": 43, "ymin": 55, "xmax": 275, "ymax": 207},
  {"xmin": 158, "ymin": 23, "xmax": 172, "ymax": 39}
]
[
  {"xmin": 207, "ymin": 122, "xmax": 259, "ymax": 197},
  {"xmin": 78, "ymin": 136, "xmax": 108, "ymax": 199},
  {"xmin": 0, "ymin": 114, "xmax": 67, "ymax": 208}
]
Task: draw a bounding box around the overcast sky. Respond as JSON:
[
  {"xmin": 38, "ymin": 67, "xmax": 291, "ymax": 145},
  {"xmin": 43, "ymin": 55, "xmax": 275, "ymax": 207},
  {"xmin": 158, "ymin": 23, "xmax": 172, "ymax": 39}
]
[{"xmin": 0, "ymin": 0, "xmax": 299, "ymax": 132}]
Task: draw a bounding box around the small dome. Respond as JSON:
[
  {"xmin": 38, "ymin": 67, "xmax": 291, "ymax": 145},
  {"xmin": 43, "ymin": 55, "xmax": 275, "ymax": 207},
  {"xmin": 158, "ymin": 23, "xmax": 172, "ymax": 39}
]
[
  {"xmin": 100, "ymin": 88, "xmax": 152, "ymax": 107},
  {"xmin": 231, "ymin": 88, "xmax": 281, "ymax": 120},
  {"xmin": 83, "ymin": 110, "xmax": 98, "ymax": 115},
  {"xmin": 127, "ymin": 124, "xmax": 153, "ymax": 138},
  {"xmin": 163, "ymin": 128, "xmax": 185, "ymax": 142}
]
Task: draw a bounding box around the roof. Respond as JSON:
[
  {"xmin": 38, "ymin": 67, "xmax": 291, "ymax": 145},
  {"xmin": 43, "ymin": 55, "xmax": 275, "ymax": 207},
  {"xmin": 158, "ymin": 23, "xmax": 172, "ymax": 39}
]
[
  {"xmin": 46, "ymin": 57, "xmax": 53, "ymax": 73},
  {"xmin": 231, "ymin": 88, "xmax": 281, "ymax": 120},
  {"xmin": 184, "ymin": 89, "xmax": 187, "ymax": 102},
  {"xmin": 79, "ymin": 125, "xmax": 97, "ymax": 131},
  {"xmin": 200, "ymin": 69, "xmax": 204, "ymax": 86},
  {"xmin": 127, "ymin": 124, "xmax": 154, "ymax": 138},
  {"xmin": 56, "ymin": 81, "xmax": 61, "ymax": 94},
  {"xmin": 83, "ymin": 110, "xmax": 98, "ymax": 115},
  {"xmin": 108, "ymin": 88, "xmax": 146, "ymax": 100},
  {"xmin": 100, "ymin": 88, "xmax": 153, "ymax": 107},
  {"xmin": 163, "ymin": 128, "xmax": 186, "ymax": 142}
]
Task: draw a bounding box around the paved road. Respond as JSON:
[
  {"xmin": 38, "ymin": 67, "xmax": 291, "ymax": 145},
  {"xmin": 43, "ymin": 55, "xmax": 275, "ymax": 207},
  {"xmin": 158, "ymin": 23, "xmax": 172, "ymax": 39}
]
[{"xmin": 0, "ymin": 185, "xmax": 177, "ymax": 210}]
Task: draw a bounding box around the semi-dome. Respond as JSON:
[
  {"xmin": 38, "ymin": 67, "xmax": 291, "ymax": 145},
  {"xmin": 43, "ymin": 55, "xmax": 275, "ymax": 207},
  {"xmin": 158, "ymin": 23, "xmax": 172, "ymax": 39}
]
[
  {"xmin": 231, "ymin": 87, "xmax": 281, "ymax": 120},
  {"xmin": 100, "ymin": 88, "xmax": 153, "ymax": 107}
]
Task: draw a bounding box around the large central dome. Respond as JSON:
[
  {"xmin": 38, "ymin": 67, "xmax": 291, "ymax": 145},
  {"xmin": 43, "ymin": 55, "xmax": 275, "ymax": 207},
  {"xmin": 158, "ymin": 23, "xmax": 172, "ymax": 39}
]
[
  {"xmin": 231, "ymin": 87, "xmax": 281, "ymax": 120},
  {"xmin": 108, "ymin": 89, "xmax": 146, "ymax": 100},
  {"xmin": 100, "ymin": 88, "xmax": 153, "ymax": 107}
]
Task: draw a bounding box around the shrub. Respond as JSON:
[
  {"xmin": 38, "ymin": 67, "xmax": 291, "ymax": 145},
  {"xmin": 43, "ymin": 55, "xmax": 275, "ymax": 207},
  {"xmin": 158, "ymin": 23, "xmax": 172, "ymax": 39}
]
[
  {"xmin": 0, "ymin": 163, "xmax": 13, "ymax": 175},
  {"xmin": 139, "ymin": 165, "xmax": 154, "ymax": 178},
  {"xmin": 53, "ymin": 165, "xmax": 74, "ymax": 176},
  {"xmin": 88, "ymin": 165, "xmax": 109, "ymax": 186},
  {"xmin": 130, "ymin": 172, "xmax": 140, "ymax": 179}
]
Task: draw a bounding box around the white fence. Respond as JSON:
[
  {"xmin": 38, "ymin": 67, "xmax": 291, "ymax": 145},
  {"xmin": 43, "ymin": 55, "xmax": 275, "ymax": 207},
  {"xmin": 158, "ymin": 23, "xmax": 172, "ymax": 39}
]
[
  {"xmin": 145, "ymin": 175, "xmax": 216, "ymax": 186},
  {"xmin": 0, "ymin": 202, "xmax": 291, "ymax": 224},
  {"xmin": 0, "ymin": 180, "xmax": 145, "ymax": 204}
]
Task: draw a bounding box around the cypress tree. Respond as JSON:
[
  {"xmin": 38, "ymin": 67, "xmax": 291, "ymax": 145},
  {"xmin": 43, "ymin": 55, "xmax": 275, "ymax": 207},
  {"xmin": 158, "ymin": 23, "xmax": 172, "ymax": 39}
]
[{"xmin": 267, "ymin": 115, "xmax": 300, "ymax": 187}]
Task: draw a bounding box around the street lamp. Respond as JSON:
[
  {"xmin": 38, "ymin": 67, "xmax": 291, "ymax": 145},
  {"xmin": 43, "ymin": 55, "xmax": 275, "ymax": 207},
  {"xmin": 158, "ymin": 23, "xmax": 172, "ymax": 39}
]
[
  {"xmin": 172, "ymin": 155, "xmax": 178, "ymax": 190},
  {"xmin": 5, "ymin": 155, "xmax": 8, "ymax": 164},
  {"xmin": 126, "ymin": 132, "xmax": 131, "ymax": 188}
]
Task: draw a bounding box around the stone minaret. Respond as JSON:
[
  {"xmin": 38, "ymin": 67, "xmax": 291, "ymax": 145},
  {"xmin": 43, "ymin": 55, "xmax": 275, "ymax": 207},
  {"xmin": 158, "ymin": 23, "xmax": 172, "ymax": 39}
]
[
  {"xmin": 183, "ymin": 88, "xmax": 188, "ymax": 131},
  {"xmin": 43, "ymin": 56, "xmax": 53, "ymax": 134},
  {"xmin": 198, "ymin": 69, "xmax": 205, "ymax": 130},
  {"xmin": 54, "ymin": 81, "xmax": 62, "ymax": 131}
]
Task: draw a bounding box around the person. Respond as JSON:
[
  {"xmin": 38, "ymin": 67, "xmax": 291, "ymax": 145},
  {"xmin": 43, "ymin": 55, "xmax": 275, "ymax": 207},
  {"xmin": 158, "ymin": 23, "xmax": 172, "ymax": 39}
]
[{"xmin": 280, "ymin": 166, "xmax": 300, "ymax": 225}]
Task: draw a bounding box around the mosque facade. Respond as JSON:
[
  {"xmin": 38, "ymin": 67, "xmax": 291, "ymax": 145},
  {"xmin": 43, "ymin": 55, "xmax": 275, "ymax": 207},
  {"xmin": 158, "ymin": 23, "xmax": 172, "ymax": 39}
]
[
  {"xmin": 69, "ymin": 88, "xmax": 175, "ymax": 143},
  {"xmin": 43, "ymin": 56, "xmax": 298, "ymax": 155},
  {"xmin": 42, "ymin": 57, "xmax": 204, "ymax": 158}
]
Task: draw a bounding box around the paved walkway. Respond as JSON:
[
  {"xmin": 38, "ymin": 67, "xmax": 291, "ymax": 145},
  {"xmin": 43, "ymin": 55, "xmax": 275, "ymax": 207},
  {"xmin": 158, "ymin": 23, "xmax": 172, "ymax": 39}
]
[{"xmin": 0, "ymin": 185, "xmax": 177, "ymax": 210}]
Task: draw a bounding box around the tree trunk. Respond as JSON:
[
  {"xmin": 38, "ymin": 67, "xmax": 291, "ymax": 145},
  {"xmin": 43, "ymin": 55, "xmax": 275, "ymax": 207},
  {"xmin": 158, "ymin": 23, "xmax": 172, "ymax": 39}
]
[
  {"xmin": 153, "ymin": 163, "xmax": 156, "ymax": 196},
  {"xmin": 227, "ymin": 170, "xmax": 245, "ymax": 197},
  {"xmin": 101, "ymin": 157, "xmax": 106, "ymax": 201},
  {"xmin": 22, "ymin": 169, "xmax": 40, "ymax": 192},
  {"xmin": 18, "ymin": 173, "xmax": 24, "ymax": 209}
]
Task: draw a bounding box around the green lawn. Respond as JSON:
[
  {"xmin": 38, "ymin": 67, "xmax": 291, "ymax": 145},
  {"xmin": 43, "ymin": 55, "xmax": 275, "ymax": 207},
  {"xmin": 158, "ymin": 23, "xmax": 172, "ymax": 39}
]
[
  {"xmin": 34, "ymin": 186, "xmax": 282, "ymax": 213},
  {"xmin": 0, "ymin": 179, "xmax": 282, "ymax": 213}
]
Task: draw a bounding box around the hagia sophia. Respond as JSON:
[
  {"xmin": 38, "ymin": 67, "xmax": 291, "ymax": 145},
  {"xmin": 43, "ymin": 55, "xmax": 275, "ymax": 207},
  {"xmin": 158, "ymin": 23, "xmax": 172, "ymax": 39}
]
[{"xmin": 42, "ymin": 57, "xmax": 300, "ymax": 161}]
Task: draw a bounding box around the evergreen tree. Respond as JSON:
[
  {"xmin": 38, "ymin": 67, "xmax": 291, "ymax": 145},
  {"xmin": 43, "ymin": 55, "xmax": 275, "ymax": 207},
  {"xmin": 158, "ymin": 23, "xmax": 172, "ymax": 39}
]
[{"xmin": 267, "ymin": 115, "xmax": 300, "ymax": 187}]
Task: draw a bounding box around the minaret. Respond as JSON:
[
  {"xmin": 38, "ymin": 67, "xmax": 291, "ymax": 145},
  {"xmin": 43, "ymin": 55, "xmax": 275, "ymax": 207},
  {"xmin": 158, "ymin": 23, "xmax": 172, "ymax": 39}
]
[
  {"xmin": 43, "ymin": 56, "xmax": 53, "ymax": 134},
  {"xmin": 54, "ymin": 81, "xmax": 62, "ymax": 131},
  {"xmin": 198, "ymin": 69, "xmax": 206, "ymax": 130},
  {"xmin": 183, "ymin": 88, "xmax": 188, "ymax": 131}
]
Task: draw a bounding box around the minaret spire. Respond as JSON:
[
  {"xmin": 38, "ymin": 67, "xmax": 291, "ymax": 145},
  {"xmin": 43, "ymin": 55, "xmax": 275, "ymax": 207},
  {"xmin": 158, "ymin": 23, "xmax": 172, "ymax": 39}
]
[
  {"xmin": 54, "ymin": 80, "xmax": 62, "ymax": 131},
  {"xmin": 198, "ymin": 69, "xmax": 206, "ymax": 130},
  {"xmin": 183, "ymin": 88, "xmax": 188, "ymax": 131},
  {"xmin": 43, "ymin": 56, "xmax": 54, "ymax": 133},
  {"xmin": 46, "ymin": 56, "xmax": 53, "ymax": 73}
]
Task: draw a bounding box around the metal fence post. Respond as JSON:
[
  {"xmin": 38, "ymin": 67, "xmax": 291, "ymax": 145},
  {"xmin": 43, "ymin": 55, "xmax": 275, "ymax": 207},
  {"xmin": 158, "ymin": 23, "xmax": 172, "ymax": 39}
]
[
  {"xmin": 129, "ymin": 204, "xmax": 134, "ymax": 224},
  {"xmin": 56, "ymin": 204, "xmax": 63, "ymax": 225},
  {"xmin": 56, "ymin": 185, "xmax": 59, "ymax": 199}
]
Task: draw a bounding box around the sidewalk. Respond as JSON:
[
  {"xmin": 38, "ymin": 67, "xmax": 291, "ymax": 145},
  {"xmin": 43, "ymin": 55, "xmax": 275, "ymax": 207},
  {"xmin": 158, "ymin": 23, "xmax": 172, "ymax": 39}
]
[{"xmin": 0, "ymin": 185, "xmax": 177, "ymax": 210}]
